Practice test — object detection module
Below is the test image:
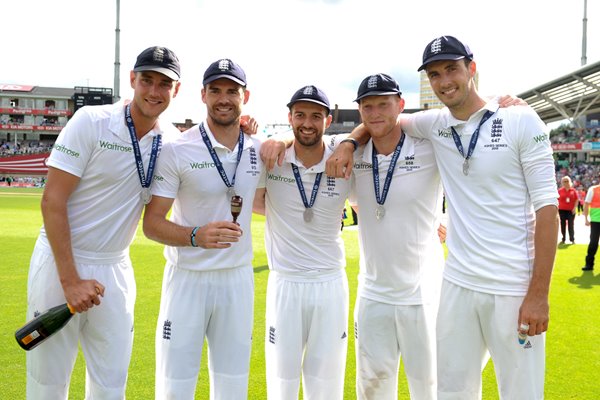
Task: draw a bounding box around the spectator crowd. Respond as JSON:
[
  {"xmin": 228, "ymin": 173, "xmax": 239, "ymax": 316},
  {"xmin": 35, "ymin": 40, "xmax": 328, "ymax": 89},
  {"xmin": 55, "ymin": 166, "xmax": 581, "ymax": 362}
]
[
  {"xmin": 0, "ymin": 140, "xmax": 53, "ymax": 157},
  {"xmin": 550, "ymin": 124, "xmax": 600, "ymax": 144},
  {"xmin": 556, "ymin": 162, "xmax": 600, "ymax": 192}
]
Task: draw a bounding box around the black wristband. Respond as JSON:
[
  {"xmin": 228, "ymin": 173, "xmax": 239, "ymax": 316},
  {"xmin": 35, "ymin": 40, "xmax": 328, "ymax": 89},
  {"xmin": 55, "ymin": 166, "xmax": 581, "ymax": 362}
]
[{"xmin": 340, "ymin": 138, "xmax": 358, "ymax": 151}]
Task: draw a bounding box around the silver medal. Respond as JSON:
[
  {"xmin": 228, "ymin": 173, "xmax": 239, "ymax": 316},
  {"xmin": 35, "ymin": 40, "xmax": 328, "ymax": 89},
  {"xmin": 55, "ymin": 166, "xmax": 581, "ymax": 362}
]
[
  {"xmin": 227, "ymin": 187, "xmax": 236, "ymax": 199},
  {"xmin": 376, "ymin": 205, "xmax": 385, "ymax": 220},
  {"xmin": 462, "ymin": 159, "xmax": 469, "ymax": 176},
  {"xmin": 141, "ymin": 188, "xmax": 152, "ymax": 204},
  {"xmin": 303, "ymin": 208, "xmax": 313, "ymax": 223}
]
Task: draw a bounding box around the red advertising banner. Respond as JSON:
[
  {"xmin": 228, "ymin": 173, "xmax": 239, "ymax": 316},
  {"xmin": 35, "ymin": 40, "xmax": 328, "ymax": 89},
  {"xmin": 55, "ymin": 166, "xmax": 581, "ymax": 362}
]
[
  {"xmin": 0, "ymin": 153, "xmax": 50, "ymax": 175},
  {"xmin": 0, "ymin": 107, "xmax": 71, "ymax": 116},
  {"xmin": 552, "ymin": 143, "xmax": 582, "ymax": 151},
  {"xmin": 0, "ymin": 84, "xmax": 34, "ymax": 92},
  {"xmin": 0, "ymin": 124, "xmax": 62, "ymax": 131}
]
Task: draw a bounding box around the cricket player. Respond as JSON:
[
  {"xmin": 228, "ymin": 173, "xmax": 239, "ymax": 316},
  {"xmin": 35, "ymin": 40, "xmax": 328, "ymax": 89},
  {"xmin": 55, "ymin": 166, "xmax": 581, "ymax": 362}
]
[
  {"xmin": 407, "ymin": 36, "xmax": 558, "ymax": 399},
  {"xmin": 260, "ymin": 76, "xmax": 446, "ymax": 399},
  {"xmin": 143, "ymin": 58, "xmax": 264, "ymax": 399},
  {"xmin": 328, "ymin": 36, "xmax": 558, "ymax": 399},
  {"xmin": 348, "ymin": 74, "xmax": 444, "ymax": 399},
  {"xmin": 253, "ymin": 85, "xmax": 352, "ymax": 400},
  {"xmin": 25, "ymin": 46, "xmax": 181, "ymax": 399}
]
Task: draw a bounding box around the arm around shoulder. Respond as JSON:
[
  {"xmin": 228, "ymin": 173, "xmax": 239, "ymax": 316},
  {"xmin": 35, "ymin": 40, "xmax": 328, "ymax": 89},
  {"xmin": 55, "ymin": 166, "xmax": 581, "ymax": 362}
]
[
  {"xmin": 259, "ymin": 131, "xmax": 295, "ymax": 171},
  {"xmin": 324, "ymin": 124, "xmax": 372, "ymax": 179}
]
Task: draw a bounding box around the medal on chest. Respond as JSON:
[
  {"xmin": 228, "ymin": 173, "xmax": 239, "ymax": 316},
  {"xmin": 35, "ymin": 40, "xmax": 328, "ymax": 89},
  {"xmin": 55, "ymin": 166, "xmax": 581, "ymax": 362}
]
[
  {"xmin": 124, "ymin": 104, "xmax": 161, "ymax": 205},
  {"xmin": 292, "ymin": 163, "xmax": 322, "ymax": 224},
  {"xmin": 372, "ymin": 133, "xmax": 405, "ymax": 220},
  {"xmin": 450, "ymin": 110, "xmax": 495, "ymax": 176}
]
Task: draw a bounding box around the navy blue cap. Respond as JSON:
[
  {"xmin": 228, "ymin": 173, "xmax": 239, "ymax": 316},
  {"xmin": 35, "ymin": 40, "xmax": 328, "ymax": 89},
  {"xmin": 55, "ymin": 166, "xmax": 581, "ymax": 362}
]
[
  {"xmin": 287, "ymin": 85, "xmax": 330, "ymax": 114},
  {"xmin": 133, "ymin": 46, "xmax": 180, "ymax": 81},
  {"xmin": 203, "ymin": 58, "xmax": 247, "ymax": 87},
  {"xmin": 354, "ymin": 73, "xmax": 402, "ymax": 102},
  {"xmin": 418, "ymin": 35, "xmax": 473, "ymax": 71}
]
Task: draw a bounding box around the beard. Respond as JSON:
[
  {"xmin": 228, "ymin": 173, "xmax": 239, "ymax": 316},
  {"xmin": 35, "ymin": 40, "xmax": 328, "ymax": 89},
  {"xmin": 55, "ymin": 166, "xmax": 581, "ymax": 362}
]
[
  {"xmin": 294, "ymin": 129, "xmax": 323, "ymax": 148},
  {"xmin": 207, "ymin": 107, "xmax": 241, "ymax": 128}
]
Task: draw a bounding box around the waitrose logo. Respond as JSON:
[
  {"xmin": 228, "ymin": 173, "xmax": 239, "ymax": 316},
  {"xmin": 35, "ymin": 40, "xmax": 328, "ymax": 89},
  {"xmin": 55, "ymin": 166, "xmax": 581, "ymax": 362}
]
[
  {"xmin": 53, "ymin": 144, "xmax": 80, "ymax": 158},
  {"xmin": 190, "ymin": 161, "xmax": 216, "ymax": 169},
  {"xmin": 99, "ymin": 140, "xmax": 133, "ymax": 153},
  {"xmin": 267, "ymin": 173, "xmax": 295, "ymax": 183}
]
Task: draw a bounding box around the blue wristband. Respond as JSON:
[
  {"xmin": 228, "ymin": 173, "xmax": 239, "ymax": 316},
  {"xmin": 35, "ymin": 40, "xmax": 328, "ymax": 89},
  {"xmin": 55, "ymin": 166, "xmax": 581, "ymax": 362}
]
[{"xmin": 190, "ymin": 226, "xmax": 200, "ymax": 247}]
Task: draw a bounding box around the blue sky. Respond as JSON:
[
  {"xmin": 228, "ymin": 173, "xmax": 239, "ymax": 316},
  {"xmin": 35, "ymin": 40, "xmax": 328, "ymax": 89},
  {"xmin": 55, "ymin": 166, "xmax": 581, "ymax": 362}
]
[{"xmin": 4, "ymin": 0, "xmax": 599, "ymax": 126}]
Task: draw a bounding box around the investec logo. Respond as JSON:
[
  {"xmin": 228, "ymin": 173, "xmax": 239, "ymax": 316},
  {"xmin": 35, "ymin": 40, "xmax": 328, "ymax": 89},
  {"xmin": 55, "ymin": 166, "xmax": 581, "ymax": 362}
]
[
  {"xmin": 267, "ymin": 173, "xmax": 295, "ymax": 183},
  {"xmin": 190, "ymin": 161, "xmax": 216, "ymax": 169},
  {"xmin": 99, "ymin": 140, "xmax": 133, "ymax": 153}
]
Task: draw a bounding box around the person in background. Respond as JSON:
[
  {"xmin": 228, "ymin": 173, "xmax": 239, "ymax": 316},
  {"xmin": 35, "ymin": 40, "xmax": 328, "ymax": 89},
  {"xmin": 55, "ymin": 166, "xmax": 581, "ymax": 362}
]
[
  {"xmin": 582, "ymin": 180, "xmax": 600, "ymax": 271},
  {"xmin": 25, "ymin": 46, "xmax": 181, "ymax": 399},
  {"xmin": 350, "ymin": 207, "xmax": 358, "ymax": 225},
  {"xmin": 577, "ymin": 185, "xmax": 586, "ymax": 215},
  {"xmin": 557, "ymin": 175, "xmax": 578, "ymax": 244}
]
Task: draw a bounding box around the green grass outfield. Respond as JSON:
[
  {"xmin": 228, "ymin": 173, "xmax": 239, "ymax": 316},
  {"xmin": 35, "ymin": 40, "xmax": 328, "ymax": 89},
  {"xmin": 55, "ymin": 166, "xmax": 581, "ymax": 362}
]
[{"xmin": 1, "ymin": 187, "xmax": 599, "ymax": 399}]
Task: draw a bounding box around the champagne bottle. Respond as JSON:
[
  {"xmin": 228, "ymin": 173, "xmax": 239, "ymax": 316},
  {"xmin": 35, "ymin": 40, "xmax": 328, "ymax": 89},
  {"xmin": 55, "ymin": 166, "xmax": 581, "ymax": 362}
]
[{"xmin": 15, "ymin": 303, "xmax": 75, "ymax": 351}]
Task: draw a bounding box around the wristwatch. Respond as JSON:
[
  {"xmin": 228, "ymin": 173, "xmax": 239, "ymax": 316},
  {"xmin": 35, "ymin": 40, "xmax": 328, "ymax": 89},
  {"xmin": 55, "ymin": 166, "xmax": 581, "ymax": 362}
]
[{"xmin": 340, "ymin": 138, "xmax": 358, "ymax": 151}]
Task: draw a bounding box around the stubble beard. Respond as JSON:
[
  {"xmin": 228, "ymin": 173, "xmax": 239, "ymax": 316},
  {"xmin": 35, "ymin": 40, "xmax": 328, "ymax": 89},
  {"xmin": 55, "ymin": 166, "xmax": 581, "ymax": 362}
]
[
  {"xmin": 208, "ymin": 110, "xmax": 241, "ymax": 129},
  {"xmin": 294, "ymin": 129, "xmax": 323, "ymax": 148}
]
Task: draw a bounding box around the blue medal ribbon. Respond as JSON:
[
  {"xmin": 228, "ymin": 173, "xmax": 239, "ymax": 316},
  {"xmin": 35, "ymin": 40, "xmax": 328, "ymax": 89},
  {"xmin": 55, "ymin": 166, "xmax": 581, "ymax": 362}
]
[
  {"xmin": 372, "ymin": 132, "xmax": 405, "ymax": 207},
  {"xmin": 450, "ymin": 109, "xmax": 495, "ymax": 173},
  {"xmin": 291, "ymin": 163, "xmax": 322, "ymax": 210},
  {"xmin": 199, "ymin": 122, "xmax": 244, "ymax": 192},
  {"xmin": 124, "ymin": 104, "xmax": 161, "ymax": 191}
]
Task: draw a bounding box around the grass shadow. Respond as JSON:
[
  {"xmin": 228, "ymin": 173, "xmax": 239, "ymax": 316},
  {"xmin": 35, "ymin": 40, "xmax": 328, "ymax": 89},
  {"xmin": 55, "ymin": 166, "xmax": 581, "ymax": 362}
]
[
  {"xmin": 557, "ymin": 242, "xmax": 577, "ymax": 249},
  {"xmin": 253, "ymin": 264, "xmax": 269, "ymax": 273},
  {"xmin": 568, "ymin": 271, "xmax": 600, "ymax": 289}
]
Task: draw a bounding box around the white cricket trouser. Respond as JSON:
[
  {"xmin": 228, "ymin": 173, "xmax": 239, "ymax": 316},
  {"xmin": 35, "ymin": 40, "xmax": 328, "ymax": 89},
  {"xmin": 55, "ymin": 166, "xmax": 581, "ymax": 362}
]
[
  {"xmin": 26, "ymin": 238, "xmax": 135, "ymax": 400},
  {"xmin": 437, "ymin": 280, "xmax": 545, "ymax": 400},
  {"xmin": 354, "ymin": 296, "xmax": 437, "ymax": 400},
  {"xmin": 265, "ymin": 269, "xmax": 349, "ymax": 400},
  {"xmin": 155, "ymin": 263, "xmax": 254, "ymax": 400}
]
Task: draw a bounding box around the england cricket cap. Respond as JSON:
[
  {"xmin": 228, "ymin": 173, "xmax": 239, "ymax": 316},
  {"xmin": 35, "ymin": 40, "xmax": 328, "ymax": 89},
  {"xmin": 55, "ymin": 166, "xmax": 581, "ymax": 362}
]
[
  {"xmin": 287, "ymin": 85, "xmax": 331, "ymax": 114},
  {"xmin": 203, "ymin": 58, "xmax": 247, "ymax": 87},
  {"xmin": 354, "ymin": 73, "xmax": 402, "ymax": 103},
  {"xmin": 133, "ymin": 46, "xmax": 181, "ymax": 81},
  {"xmin": 418, "ymin": 35, "xmax": 473, "ymax": 71}
]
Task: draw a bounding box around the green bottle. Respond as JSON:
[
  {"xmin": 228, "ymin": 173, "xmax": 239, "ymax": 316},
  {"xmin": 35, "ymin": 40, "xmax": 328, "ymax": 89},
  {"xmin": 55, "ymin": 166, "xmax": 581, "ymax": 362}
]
[{"xmin": 15, "ymin": 303, "xmax": 75, "ymax": 351}]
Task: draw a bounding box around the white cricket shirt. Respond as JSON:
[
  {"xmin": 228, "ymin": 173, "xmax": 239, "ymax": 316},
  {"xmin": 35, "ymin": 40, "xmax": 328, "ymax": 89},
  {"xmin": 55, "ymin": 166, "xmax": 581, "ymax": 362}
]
[
  {"xmin": 151, "ymin": 121, "xmax": 264, "ymax": 271},
  {"xmin": 263, "ymin": 144, "xmax": 351, "ymax": 276},
  {"xmin": 40, "ymin": 102, "xmax": 177, "ymax": 253},
  {"xmin": 350, "ymin": 135, "xmax": 444, "ymax": 305},
  {"xmin": 403, "ymin": 100, "xmax": 558, "ymax": 295}
]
